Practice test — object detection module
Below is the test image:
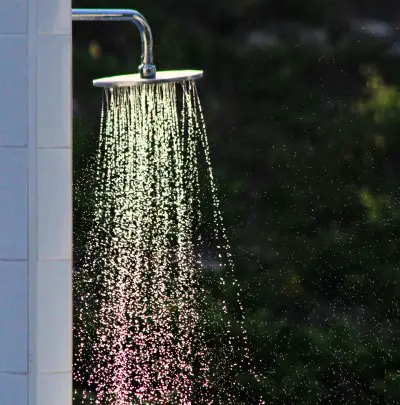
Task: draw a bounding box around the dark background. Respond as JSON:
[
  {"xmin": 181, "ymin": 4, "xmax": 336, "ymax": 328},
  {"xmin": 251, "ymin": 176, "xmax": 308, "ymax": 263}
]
[{"xmin": 72, "ymin": 0, "xmax": 400, "ymax": 403}]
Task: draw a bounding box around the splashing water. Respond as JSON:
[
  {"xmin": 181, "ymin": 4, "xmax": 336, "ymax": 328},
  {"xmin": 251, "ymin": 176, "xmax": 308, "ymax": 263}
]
[{"xmin": 74, "ymin": 81, "xmax": 264, "ymax": 404}]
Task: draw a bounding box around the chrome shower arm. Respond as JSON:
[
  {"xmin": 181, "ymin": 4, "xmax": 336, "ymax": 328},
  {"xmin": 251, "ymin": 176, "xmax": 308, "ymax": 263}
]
[{"xmin": 72, "ymin": 9, "xmax": 156, "ymax": 79}]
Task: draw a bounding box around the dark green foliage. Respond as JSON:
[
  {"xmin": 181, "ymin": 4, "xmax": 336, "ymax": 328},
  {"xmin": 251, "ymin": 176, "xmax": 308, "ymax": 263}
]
[{"xmin": 73, "ymin": 0, "xmax": 400, "ymax": 403}]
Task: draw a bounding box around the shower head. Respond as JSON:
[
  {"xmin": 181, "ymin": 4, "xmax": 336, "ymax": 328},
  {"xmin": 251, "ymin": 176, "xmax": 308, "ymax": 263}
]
[
  {"xmin": 93, "ymin": 70, "xmax": 203, "ymax": 88},
  {"xmin": 72, "ymin": 9, "xmax": 203, "ymax": 87}
]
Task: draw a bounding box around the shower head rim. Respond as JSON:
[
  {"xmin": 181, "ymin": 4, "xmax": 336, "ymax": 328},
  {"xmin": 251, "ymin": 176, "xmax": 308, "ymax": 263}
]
[{"xmin": 93, "ymin": 70, "xmax": 203, "ymax": 88}]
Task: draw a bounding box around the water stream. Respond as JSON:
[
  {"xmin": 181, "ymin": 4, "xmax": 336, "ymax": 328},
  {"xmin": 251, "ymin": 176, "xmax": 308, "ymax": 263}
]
[{"xmin": 74, "ymin": 81, "xmax": 263, "ymax": 404}]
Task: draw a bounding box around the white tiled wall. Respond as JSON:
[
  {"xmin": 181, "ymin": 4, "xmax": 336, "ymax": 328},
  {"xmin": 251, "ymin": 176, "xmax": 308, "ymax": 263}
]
[
  {"xmin": 0, "ymin": 37, "xmax": 28, "ymax": 147},
  {"xmin": 36, "ymin": 260, "xmax": 72, "ymax": 373},
  {"xmin": 37, "ymin": 149, "xmax": 72, "ymax": 259},
  {"xmin": 0, "ymin": 148, "xmax": 28, "ymax": 258},
  {"xmin": 0, "ymin": 374, "xmax": 28, "ymax": 404},
  {"xmin": 0, "ymin": 0, "xmax": 72, "ymax": 404},
  {"xmin": 0, "ymin": 0, "xmax": 28, "ymax": 34},
  {"xmin": 37, "ymin": 35, "xmax": 72, "ymax": 148},
  {"xmin": 38, "ymin": 0, "xmax": 71, "ymax": 35},
  {"xmin": 37, "ymin": 372, "xmax": 72, "ymax": 405},
  {"xmin": 0, "ymin": 262, "xmax": 28, "ymax": 373}
]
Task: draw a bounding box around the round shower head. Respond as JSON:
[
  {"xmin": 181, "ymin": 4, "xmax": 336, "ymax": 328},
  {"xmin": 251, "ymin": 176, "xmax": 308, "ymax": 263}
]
[{"xmin": 93, "ymin": 70, "xmax": 203, "ymax": 88}]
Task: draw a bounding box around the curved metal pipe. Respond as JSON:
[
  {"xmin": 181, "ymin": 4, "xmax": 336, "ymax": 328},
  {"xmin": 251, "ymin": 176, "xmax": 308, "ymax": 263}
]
[{"xmin": 72, "ymin": 9, "xmax": 156, "ymax": 79}]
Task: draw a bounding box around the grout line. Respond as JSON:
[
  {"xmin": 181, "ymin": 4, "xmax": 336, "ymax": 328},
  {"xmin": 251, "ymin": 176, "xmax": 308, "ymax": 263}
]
[
  {"xmin": 0, "ymin": 371, "xmax": 28, "ymax": 375},
  {"xmin": 0, "ymin": 145, "xmax": 28, "ymax": 149},
  {"xmin": 27, "ymin": 0, "xmax": 38, "ymax": 403},
  {"xmin": 36, "ymin": 371, "xmax": 72, "ymax": 375},
  {"xmin": 37, "ymin": 146, "xmax": 72, "ymax": 150},
  {"xmin": 36, "ymin": 258, "xmax": 71, "ymax": 262},
  {"xmin": 0, "ymin": 258, "xmax": 28, "ymax": 262},
  {"xmin": 0, "ymin": 33, "xmax": 26, "ymax": 38},
  {"xmin": 38, "ymin": 32, "xmax": 71, "ymax": 37}
]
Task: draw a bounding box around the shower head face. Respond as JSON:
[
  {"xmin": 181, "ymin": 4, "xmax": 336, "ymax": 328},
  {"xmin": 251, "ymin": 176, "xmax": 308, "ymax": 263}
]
[{"xmin": 93, "ymin": 70, "xmax": 203, "ymax": 88}]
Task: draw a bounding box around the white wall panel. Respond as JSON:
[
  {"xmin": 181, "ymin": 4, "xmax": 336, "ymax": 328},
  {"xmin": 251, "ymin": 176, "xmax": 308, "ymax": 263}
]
[
  {"xmin": 0, "ymin": 0, "xmax": 28, "ymax": 34},
  {"xmin": 0, "ymin": 374, "xmax": 28, "ymax": 404},
  {"xmin": 0, "ymin": 37, "xmax": 28, "ymax": 146},
  {"xmin": 0, "ymin": 148, "xmax": 28, "ymax": 259},
  {"xmin": 37, "ymin": 35, "xmax": 71, "ymax": 148},
  {"xmin": 0, "ymin": 261, "xmax": 28, "ymax": 373},
  {"xmin": 0, "ymin": 0, "xmax": 72, "ymax": 404},
  {"xmin": 36, "ymin": 260, "xmax": 72, "ymax": 373},
  {"xmin": 37, "ymin": 372, "xmax": 72, "ymax": 405},
  {"xmin": 38, "ymin": 0, "xmax": 71, "ymax": 35},
  {"xmin": 37, "ymin": 148, "xmax": 72, "ymax": 260}
]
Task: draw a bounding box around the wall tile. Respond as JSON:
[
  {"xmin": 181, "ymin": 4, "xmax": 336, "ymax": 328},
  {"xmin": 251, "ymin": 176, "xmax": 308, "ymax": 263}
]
[
  {"xmin": 0, "ymin": 262, "xmax": 28, "ymax": 373},
  {"xmin": 37, "ymin": 373, "xmax": 72, "ymax": 405},
  {"xmin": 36, "ymin": 260, "xmax": 72, "ymax": 373},
  {"xmin": 37, "ymin": 149, "xmax": 72, "ymax": 260},
  {"xmin": 38, "ymin": 0, "xmax": 71, "ymax": 35},
  {"xmin": 0, "ymin": 374, "xmax": 28, "ymax": 404},
  {"xmin": 0, "ymin": 148, "xmax": 28, "ymax": 259},
  {"xmin": 0, "ymin": 37, "xmax": 28, "ymax": 146},
  {"xmin": 37, "ymin": 35, "xmax": 71, "ymax": 148},
  {"xmin": 0, "ymin": 0, "xmax": 28, "ymax": 34}
]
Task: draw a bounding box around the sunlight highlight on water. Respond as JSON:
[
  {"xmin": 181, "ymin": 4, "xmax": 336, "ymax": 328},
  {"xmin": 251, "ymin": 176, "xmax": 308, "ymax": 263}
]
[{"xmin": 74, "ymin": 81, "xmax": 264, "ymax": 404}]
